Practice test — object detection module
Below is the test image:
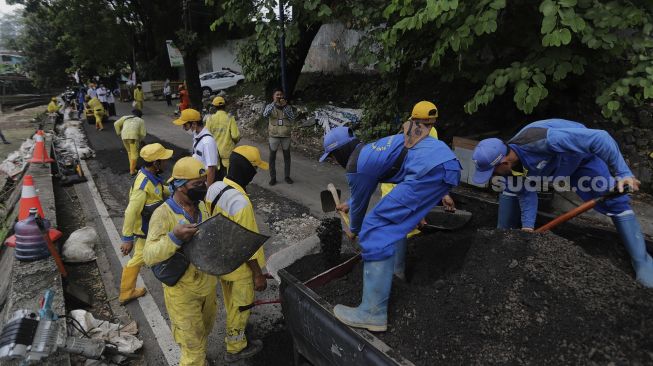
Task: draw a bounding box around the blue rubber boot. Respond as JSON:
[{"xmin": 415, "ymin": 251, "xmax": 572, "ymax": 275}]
[
  {"xmin": 611, "ymin": 212, "xmax": 653, "ymax": 288},
  {"xmin": 497, "ymin": 192, "xmax": 521, "ymax": 229},
  {"xmin": 333, "ymin": 256, "xmax": 394, "ymax": 332},
  {"xmin": 393, "ymin": 239, "xmax": 407, "ymax": 281}
]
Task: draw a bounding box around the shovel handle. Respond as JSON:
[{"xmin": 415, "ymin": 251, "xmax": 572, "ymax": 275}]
[
  {"xmin": 327, "ymin": 183, "xmax": 351, "ymax": 229},
  {"xmin": 238, "ymin": 299, "xmax": 281, "ymax": 312}
]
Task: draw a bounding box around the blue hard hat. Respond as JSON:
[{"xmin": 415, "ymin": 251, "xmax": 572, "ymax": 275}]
[
  {"xmin": 472, "ymin": 138, "xmax": 507, "ymax": 184},
  {"xmin": 319, "ymin": 127, "xmax": 357, "ymax": 162}
]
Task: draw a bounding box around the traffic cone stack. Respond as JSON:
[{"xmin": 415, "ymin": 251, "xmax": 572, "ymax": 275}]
[
  {"xmin": 4, "ymin": 175, "xmax": 63, "ymax": 247},
  {"xmin": 28, "ymin": 131, "xmax": 54, "ymax": 163}
]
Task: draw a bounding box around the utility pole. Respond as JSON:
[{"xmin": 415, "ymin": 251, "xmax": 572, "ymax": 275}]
[{"xmin": 279, "ymin": 0, "xmax": 288, "ymax": 96}]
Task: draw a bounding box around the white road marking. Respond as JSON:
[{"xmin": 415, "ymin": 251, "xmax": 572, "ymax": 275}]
[{"xmin": 80, "ymin": 161, "xmax": 180, "ymax": 366}]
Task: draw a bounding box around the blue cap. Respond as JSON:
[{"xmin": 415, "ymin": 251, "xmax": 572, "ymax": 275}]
[
  {"xmin": 319, "ymin": 127, "xmax": 357, "ymax": 162},
  {"xmin": 472, "ymin": 138, "xmax": 507, "ymax": 184}
]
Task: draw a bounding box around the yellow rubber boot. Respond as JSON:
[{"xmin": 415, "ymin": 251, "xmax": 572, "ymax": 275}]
[
  {"xmin": 119, "ymin": 266, "xmax": 146, "ymax": 304},
  {"xmin": 129, "ymin": 159, "xmax": 136, "ymax": 175}
]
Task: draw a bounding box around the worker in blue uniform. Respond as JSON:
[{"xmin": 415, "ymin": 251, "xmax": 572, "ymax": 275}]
[
  {"xmin": 319, "ymin": 101, "xmax": 462, "ymax": 331},
  {"xmin": 472, "ymin": 118, "xmax": 653, "ymax": 288}
]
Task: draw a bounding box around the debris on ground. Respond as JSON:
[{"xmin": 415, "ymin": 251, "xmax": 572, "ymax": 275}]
[
  {"xmin": 54, "ymin": 119, "xmax": 95, "ymax": 160},
  {"xmin": 0, "ymin": 138, "xmax": 35, "ymax": 177},
  {"xmin": 316, "ymin": 217, "xmax": 342, "ymax": 266},
  {"xmin": 62, "ymin": 226, "xmax": 98, "ymax": 263},
  {"xmin": 234, "ymin": 95, "xmax": 265, "ymax": 135},
  {"xmin": 270, "ymin": 214, "xmax": 321, "ymax": 245},
  {"xmin": 288, "ymin": 229, "xmax": 653, "ymax": 365}
]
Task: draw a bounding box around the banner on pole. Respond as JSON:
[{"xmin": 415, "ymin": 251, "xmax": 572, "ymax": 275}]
[{"xmin": 166, "ymin": 40, "xmax": 184, "ymax": 67}]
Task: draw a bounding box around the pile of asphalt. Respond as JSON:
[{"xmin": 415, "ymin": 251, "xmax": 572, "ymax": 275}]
[
  {"xmin": 316, "ymin": 217, "xmax": 342, "ymax": 266},
  {"xmin": 287, "ymin": 228, "xmax": 653, "ymax": 365}
]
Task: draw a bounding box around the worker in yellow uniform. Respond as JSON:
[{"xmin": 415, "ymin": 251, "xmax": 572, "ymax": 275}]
[
  {"xmin": 47, "ymin": 97, "xmax": 60, "ymax": 113},
  {"xmin": 114, "ymin": 109, "xmax": 147, "ymax": 175},
  {"xmin": 133, "ymin": 83, "xmax": 144, "ymax": 112},
  {"xmin": 206, "ymin": 96, "xmax": 240, "ymax": 171},
  {"xmin": 143, "ymin": 157, "xmax": 216, "ymax": 366},
  {"xmin": 119, "ymin": 143, "xmax": 173, "ymax": 304},
  {"xmin": 205, "ymin": 145, "xmax": 268, "ymax": 363},
  {"xmin": 379, "ymin": 101, "xmax": 455, "ymax": 280},
  {"xmin": 86, "ymin": 95, "xmax": 105, "ymax": 131}
]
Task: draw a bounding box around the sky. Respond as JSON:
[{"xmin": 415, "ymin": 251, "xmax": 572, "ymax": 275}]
[{"xmin": 0, "ymin": 0, "xmax": 21, "ymax": 15}]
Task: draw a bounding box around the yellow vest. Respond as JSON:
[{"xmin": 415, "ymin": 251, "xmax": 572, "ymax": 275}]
[
  {"xmin": 114, "ymin": 115, "xmax": 146, "ymax": 141},
  {"xmin": 121, "ymin": 170, "xmax": 169, "ymax": 239},
  {"xmin": 206, "ymin": 110, "xmax": 240, "ymax": 166},
  {"xmin": 268, "ymin": 106, "xmax": 291, "ymax": 137}
]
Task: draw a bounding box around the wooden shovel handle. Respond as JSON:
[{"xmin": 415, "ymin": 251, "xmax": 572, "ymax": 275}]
[{"xmin": 327, "ymin": 183, "xmax": 350, "ymax": 229}]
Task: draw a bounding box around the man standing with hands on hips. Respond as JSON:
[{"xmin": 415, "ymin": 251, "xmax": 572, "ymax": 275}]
[{"xmin": 263, "ymin": 88, "xmax": 295, "ymax": 185}]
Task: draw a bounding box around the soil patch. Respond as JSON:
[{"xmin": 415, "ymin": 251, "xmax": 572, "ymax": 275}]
[{"xmin": 316, "ymin": 217, "xmax": 342, "ymax": 266}]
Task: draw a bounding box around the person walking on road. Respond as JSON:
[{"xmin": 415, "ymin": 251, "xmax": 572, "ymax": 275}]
[
  {"xmin": 143, "ymin": 157, "xmax": 216, "ymax": 366},
  {"xmin": 178, "ymin": 84, "xmax": 190, "ymax": 112},
  {"xmin": 164, "ymin": 79, "xmax": 172, "ymax": 107},
  {"xmin": 76, "ymin": 87, "xmax": 86, "ymax": 119},
  {"xmin": 85, "ymin": 95, "xmax": 105, "ymax": 131},
  {"xmin": 472, "ymin": 119, "xmax": 653, "ymax": 288},
  {"xmin": 206, "ymin": 96, "xmax": 240, "ymax": 172},
  {"xmin": 86, "ymin": 82, "xmax": 97, "ymax": 99},
  {"xmin": 97, "ymin": 84, "xmax": 109, "ymax": 111},
  {"xmin": 118, "ymin": 143, "xmax": 172, "ymax": 304},
  {"xmin": 319, "ymin": 120, "xmax": 461, "ymax": 332},
  {"xmin": 107, "ymin": 88, "xmax": 117, "ymax": 116},
  {"xmin": 263, "ymin": 88, "xmax": 295, "ymax": 185},
  {"xmin": 133, "ymin": 83, "xmax": 144, "ymax": 112},
  {"xmin": 173, "ymin": 108, "xmax": 221, "ymax": 186},
  {"xmin": 205, "ymin": 145, "xmax": 268, "ymax": 363},
  {"xmin": 114, "ymin": 109, "xmax": 147, "ymax": 175}
]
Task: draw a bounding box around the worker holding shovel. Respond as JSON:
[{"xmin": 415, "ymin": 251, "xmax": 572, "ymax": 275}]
[
  {"xmin": 472, "ymin": 119, "xmax": 653, "ymax": 288},
  {"xmin": 319, "ymin": 102, "xmax": 462, "ymax": 332}
]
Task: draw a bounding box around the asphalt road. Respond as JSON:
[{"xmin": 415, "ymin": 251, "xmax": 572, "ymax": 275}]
[{"xmin": 76, "ymin": 101, "xmax": 350, "ymax": 365}]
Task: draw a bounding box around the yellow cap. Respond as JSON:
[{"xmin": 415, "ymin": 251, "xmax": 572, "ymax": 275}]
[
  {"xmin": 411, "ymin": 101, "xmax": 439, "ymax": 120},
  {"xmin": 167, "ymin": 157, "xmax": 206, "ymax": 183},
  {"xmin": 173, "ymin": 108, "xmax": 201, "ymax": 126},
  {"xmin": 233, "ymin": 145, "xmax": 269, "ymax": 170},
  {"xmin": 212, "ymin": 96, "xmax": 225, "ymax": 106},
  {"xmin": 140, "ymin": 143, "xmax": 173, "ymax": 162},
  {"xmin": 51, "ymin": 97, "xmax": 57, "ymax": 101}
]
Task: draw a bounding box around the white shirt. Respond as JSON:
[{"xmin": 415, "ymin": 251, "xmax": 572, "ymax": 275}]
[
  {"xmin": 97, "ymin": 87, "xmax": 107, "ymax": 103},
  {"xmin": 192, "ymin": 127, "xmax": 219, "ymax": 168},
  {"xmin": 106, "ymin": 90, "xmax": 115, "ymax": 104},
  {"xmin": 87, "ymin": 88, "xmax": 97, "ymax": 98}
]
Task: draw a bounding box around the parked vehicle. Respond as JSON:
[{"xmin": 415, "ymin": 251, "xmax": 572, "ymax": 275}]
[{"xmin": 199, "ymin": 69, "xmax": 244, "ymax": 97}]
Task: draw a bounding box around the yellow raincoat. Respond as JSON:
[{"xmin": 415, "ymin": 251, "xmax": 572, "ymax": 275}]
[
  {"xmin": 47, "ymin": 101, "xmax": 59, "ymax": 113},
  {"xmin": 87, "ymin": 97, "xmax": 105, "ymax": 130},
  {"xmin": 133, "ymin": 88, "xmax": 144, "ymax": 110},
  {"xmin": 143, "ymin": 199, "xmax": 217, "ymax": 366},
  {"xmin": 114, "ymin": 115, "xmax": 147, "ymax": 174},
  {"xmin": 206, "ymin": 178, "xmax": 265, "ymax": 354},
  {"xmin": 206, "ymin": 111, "xmax": 240, "ymax": 169}
]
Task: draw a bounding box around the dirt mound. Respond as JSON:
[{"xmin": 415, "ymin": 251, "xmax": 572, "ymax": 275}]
[{"xmin": 288, "ymin": 229, "xmax": 653, "ymax": 365}]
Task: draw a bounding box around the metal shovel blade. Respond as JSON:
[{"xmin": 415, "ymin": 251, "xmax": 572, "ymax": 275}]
[
  {"xmin": 422, "ymin": 206, "xmax": 473, "ymax": 232},
  {"xmin": 320, "ymin": 189, "xmax": 341, "ymax": 212},
  {"xmin": 186, "ymin": 214, "xmax": 270, "ymax": 276}
]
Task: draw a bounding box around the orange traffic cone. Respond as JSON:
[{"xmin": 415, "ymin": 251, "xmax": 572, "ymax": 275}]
[
  {"xmin": 4, "ymin": 175, "xmax": 63, "ymax": 247},
  {"xmin": 28, "ymin": 132, "xmax": 54, "ymax": 163}
]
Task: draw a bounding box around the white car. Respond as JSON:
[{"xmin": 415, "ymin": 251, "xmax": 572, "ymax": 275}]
[{"xmin": 199, "ymin": 70, "xmax": 245, "ymax": 97}]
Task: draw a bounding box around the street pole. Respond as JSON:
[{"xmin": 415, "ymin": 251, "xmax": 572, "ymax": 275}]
[{"xmin": 279, "ymin": 0, "xmax": 288, "ymax": 96}]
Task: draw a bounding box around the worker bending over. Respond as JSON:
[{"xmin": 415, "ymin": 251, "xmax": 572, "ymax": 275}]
[
  {"xmin": 206, "ymin": 96, "xmax": 240, "ymax": 171},
  {"xmin": 85, "ymin": 95, "xmax": 105, "ymax": 131},
  {"xmin": 143, "ymin": 157, "xmax": 216, "ymax": 366},
  {"xmin": 472, "ymin": 119, "xmax": 653, "ymax": 287},
  {"xmin": 114, "ymin": 109, "xmax": 146, "ymax": 175},
  {"xmin": 205, "ymin": 145, "xmax": 268, "ymax": 362},
  {"xmin": 119, "ymin": 143, "xmax": 172, "ymax": 304},
  {"xmin": 319, "ymin": 101, "xmax": 461, "ymax": 331}
]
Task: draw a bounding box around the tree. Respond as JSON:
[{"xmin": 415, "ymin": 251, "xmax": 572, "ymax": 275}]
[
  {"xmin": 0, "ymin": 11, "xmax": 23, "ymax": 50},
  {"xmin": 356, "ymin": 0, "xmax": 653, "ymax": 127}
]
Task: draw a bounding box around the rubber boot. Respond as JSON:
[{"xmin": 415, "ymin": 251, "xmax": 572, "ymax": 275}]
[
  {"xmin": 283, "ymin": 149, "xmax": 292, "ymax": 184},
  {"xmin": 333, "ymin": 256, "xmax": 394, "ymax": 332},
  {"xmin": 224, "ymin": 339, "xmax": 263, "ymax": 363},
  {"xmin": 119, "ymin": 266, "xmax": 147, "ymax": 304},
  {"xmin": 612, "ymin": 212, "xmax": 653, "ymax": 288},
  {"xmin": 269, "ymin": 148, "xmax": 277, "ymax": 185},
  {"xmin": 393, "ymin": 239, "xmax": 407, "ymax": 281}
]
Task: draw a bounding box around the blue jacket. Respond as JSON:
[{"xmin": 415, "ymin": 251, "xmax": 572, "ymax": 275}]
[
  {"xmin": 505, "ymin": 119, "xmax": 632, "ymax": 228},
  {"xmin": 346, "ymin": 134, "xmax": 457, "ymax": 234}
]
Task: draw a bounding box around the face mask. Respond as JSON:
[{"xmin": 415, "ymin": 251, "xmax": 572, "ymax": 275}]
[
  {"xmin": 186, "ymin": 129, "xmax": 194, "ymax": 136},
  {"xmin": 186, "ymin": 185, "xmax": 207, "ymax": 202}
]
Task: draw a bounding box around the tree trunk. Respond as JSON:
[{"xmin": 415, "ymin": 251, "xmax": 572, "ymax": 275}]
[
  {"xmin": 183, "ymin": 49, "xmax": 202, "ymax": 110},
  {"xmin": 284, "ymin": 22, "xmax": 322, "ymax": 99}
]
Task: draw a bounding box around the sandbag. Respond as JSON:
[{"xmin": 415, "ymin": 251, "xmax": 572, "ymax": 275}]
[{"xmin": 62, "ymin": 226, "xmax": 98, "ymax": 263}]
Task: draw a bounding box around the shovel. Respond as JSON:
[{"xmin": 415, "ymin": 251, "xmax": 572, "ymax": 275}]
[
  {"xmin": 320, "ymin": 183, "xmax": 351, "ymax": 229},
  {"xmin": 535, "ymin": 186, "xmax": 631, "ymax": 233}
]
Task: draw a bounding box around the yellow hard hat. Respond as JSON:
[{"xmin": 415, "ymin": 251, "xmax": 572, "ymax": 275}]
[
  {"xmin": 212, "ymin": 96, "xmax": 225, "ymax": 106},
  {"xmin": 51, "ymin": 97, "xmax": 57, "ymax": 101},
  {"xmin": 233, "ymin": 145, "xmax": 269, "ymax": 170},
  {"xmin": 173, "ymin": 108, "xmax": 201, "ymax": 126},
  {"xmin": 167, "ymin": 157, "xmax": 206, "ymax": 183},
  {"xmin": 140, "ymin": 143, "xmax": 173, "ymax": 162},
  {"xmin": 411, "ymin": 101, "xmax": 439, "ymax": 120}
]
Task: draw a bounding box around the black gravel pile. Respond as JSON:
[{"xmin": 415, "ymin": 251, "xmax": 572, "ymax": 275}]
[{"xmin": 316, "ymin": 217, "xmax": 342, "ymax": 266}]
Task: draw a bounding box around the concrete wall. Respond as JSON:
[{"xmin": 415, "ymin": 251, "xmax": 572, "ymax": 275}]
[{"xmin": 199, "ymin": 23, "xmax": 366, "ymax": 75}]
